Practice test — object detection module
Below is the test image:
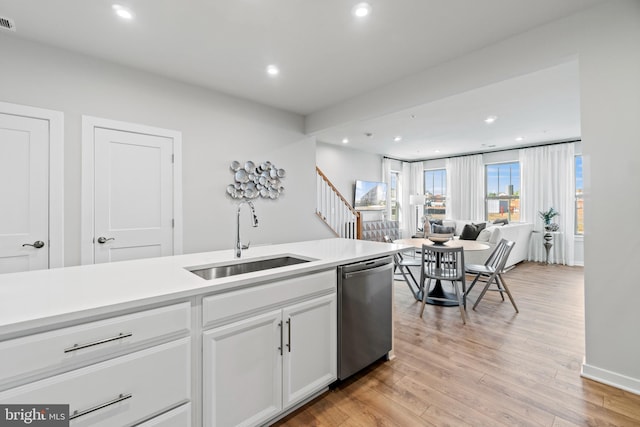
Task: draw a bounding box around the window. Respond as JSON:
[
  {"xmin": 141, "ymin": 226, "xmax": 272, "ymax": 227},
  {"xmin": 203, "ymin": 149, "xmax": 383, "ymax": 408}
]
[
  {"xmin": 424, "ymin": 169, "xmax": 446, "ymax": 220},
  {"xmin": 486, "ymin": 162, "xmax": 520, "ymax": 222},
  {"xmin": 389, "ymin": 171, "xmax": 400, "ymax": 221},
  {"xmin": 575, "ymin": 155, "xmax": 584, "ymax": 234}
]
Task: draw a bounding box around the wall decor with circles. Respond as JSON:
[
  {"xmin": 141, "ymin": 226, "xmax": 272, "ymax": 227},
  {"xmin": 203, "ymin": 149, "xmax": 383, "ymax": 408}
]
[{"xmin": 227, "ymin": 160, "xmax": 286, "ymax": 200}]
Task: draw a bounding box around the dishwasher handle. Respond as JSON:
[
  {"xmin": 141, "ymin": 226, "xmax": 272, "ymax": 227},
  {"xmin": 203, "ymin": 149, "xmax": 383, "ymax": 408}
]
[{"xmin": 342, "ymin": 262, "xmax": 392, "ymax": 280}]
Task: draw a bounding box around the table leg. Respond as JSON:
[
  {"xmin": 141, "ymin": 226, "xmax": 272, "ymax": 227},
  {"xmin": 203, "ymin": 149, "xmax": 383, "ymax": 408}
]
[
  {"xmin": 543, "ymin": 232, "xmax": 553, "ymax": 264},
  {"xmin": 425, "ymin": 279, "xmax": 459, "ymax": 306}
]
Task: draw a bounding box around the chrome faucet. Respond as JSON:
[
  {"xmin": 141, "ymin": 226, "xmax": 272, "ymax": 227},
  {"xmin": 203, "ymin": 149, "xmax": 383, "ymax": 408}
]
[{"xmin": 235, "ymin": 201, "xmax": 259, "ymax": 258}]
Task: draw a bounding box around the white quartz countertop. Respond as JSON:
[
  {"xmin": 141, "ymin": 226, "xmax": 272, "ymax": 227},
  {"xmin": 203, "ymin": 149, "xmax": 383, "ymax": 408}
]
[{"xmin": 0, "ymin": 238, "xmax": 408, "ymax": 337}]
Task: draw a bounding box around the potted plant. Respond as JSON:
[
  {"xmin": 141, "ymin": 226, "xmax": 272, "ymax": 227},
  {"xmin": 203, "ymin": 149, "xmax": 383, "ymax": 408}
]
[{"xmin": 538, "ymin": 207, "xmax": 559, "ymax": 231}]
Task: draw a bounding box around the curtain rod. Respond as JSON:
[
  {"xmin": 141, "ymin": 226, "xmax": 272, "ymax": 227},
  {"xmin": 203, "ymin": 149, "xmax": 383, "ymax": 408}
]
[{"xmin": 383, "ymin": 138, "xmax": 581, "ymax": 163}]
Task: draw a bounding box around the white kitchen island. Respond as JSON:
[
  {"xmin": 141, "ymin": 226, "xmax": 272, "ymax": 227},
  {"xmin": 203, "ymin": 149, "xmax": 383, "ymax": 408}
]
[{"xmin": 0, "ymin": 238, "xmax": 406, "ymax": 427}]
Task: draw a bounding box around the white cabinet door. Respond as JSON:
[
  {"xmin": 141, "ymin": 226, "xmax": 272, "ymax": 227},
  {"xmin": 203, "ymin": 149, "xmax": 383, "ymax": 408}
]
[
  {"xmin": 93, "ymin": 128, "xmax": 174, "ymax": 263},
  {"xmin": 0, "ymin": 113, "xmax": 49, "ymax": 273},
  {"xmin": 203, "ymin": 310, "xmax": 282, "ymax": 427},
  {"xmin": 282, "ymin": 294, "xmax": 337, "ymax": 410}
]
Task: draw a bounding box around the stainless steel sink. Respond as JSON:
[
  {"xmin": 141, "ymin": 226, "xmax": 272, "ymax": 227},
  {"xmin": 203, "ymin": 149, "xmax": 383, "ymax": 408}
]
[{"xmin": 187, "ymin": 256, "xmax": 311, "ymax": 280}]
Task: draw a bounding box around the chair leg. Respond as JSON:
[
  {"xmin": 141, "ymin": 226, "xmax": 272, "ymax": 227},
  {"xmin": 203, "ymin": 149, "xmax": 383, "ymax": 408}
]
[
  {"xmin": 407, "ymin": 267, "xmax": 421, "ymax": 299},
  {"xmin": 452, "ymin": 280, "xmax": 466, "ymax": 324},
  {"xmin": 419, "ymin": 278, "xmax": 431, "ymax": 318},
  {"xmin": 461, "ymin": 276, "xmax": 467, "ymax": 310},
  {"xmin": 465, "ymin": 273, "xmax": 481, "ymax": 297},
  {"xmin": 472, "ymin": 273, "xmax": 498, "ymax": 311},
  {"xmin": 495, "ymin": 275, "xmax": 506, "ymax": 301},
  {"xmin": 497, "ymin": 274, "xmax": 519, "ymax": 313},
  {"xmin": 399, "ymin": 266, "xmax": 420, "ymax": 300},
  {"xmin": 407, "ymin": 266, "xmax": 419, "ymax": 287}
]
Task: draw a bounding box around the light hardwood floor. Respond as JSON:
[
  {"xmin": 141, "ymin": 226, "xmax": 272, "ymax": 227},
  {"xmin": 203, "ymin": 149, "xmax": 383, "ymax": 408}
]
[{"xmin": 274, "ymin": 262, "xmax": 640, "ymax": 426}]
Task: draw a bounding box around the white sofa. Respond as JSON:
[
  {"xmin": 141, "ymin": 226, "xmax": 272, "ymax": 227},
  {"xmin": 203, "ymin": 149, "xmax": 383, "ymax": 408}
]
[{"xmin": 438, "ymin": 219, "xmax": 533, "ymax": 269}]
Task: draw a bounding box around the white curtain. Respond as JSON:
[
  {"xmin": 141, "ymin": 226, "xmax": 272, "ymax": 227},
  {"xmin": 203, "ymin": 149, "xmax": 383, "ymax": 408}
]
[
  {"xmin": 408, "ymin": 162, "xmax": 424, "ymax": 236},
  {"xmin": 399, "ymin": 162, "xmax": 412, "ymax": 238},
  {"xmin": 520, "ymin": 143, "xmax": 575, "ymax": 265},
  {"xmin": 446, "ymin": 154, "xmax": 484, "ymax": 220},
  {"xmin": 381, "ymin": 158, "xmax": 392, "ymax": 220}
]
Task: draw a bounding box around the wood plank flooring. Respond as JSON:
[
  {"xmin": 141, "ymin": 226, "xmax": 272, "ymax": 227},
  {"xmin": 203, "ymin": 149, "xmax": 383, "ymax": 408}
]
[{"xmin": 274, "ymin": 262, "xmax": 640, "ymax": 426}]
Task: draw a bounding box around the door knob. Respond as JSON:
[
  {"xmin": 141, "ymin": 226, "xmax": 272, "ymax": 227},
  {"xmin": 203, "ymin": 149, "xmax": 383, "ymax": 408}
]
[
  {"xmin": 97, "ymin": 237, "xmax": 115, "ymax": 244},
  {"xmin": 22, "ymin": 241, "xmax": 45, "ymax": 249}
]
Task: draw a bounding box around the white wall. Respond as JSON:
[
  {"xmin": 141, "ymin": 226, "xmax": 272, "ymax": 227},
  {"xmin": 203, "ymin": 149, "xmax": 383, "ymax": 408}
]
[
  {"xmin": 0, "ymin": 36, "xmax": 330, "ymax": 265},
  {"xmin": 310, "ymin": 0, "xmax": 640, "ymax": 394},
  {"xmin": 577, "ymin": 0, "xmax": 640, "ymax": 393},
  {"xmin": 315, "ymin": 141, "xmax": 384, "ymax": 222}
]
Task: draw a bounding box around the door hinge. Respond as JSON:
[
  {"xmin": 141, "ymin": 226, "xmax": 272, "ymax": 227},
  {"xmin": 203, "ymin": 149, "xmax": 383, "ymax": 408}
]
[
  {"xmin": 171, "ymin": 154, "xmax": 174, "ymax": 163},
  {"xmin": 172, "ymin": 218, "xmax": 175, "ymax": 228}
]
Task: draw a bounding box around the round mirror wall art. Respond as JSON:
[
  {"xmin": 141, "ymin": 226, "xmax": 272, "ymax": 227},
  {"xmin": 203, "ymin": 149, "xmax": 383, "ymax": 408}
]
[{"xmin": 228, "ymin": 160, "xmax": 285, "ymax": 199}]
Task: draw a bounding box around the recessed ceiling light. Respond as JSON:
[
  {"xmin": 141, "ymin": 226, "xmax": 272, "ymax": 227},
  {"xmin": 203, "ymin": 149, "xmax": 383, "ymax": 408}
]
[
  {"xmin": 484, "ymin": 115, "xmax": 498, "ymax": 124},
  {"xmin": 342, "ymin": 138, "xmax": 349, "ymax": 144},
  {"xmin": 393, "ymin": 136, "xmax": 402, "ymax": 142},
  {"xmin": 266, "ymin": 64, "xmax": 280, "ymax": 76},
  {"xmin": 352, "ymin": 2, "xmax": 372, "ymax": 17},
  {"xmin": 515, "ymin": 136, "xmax": 525, "ymax": 142},
  {"xmin": 112, "ymin": 4, "xmax": 134, "ymax": 20},
  {"xmin": 435, "ymin": 149, "xmax": 440, "ymax": 153}
]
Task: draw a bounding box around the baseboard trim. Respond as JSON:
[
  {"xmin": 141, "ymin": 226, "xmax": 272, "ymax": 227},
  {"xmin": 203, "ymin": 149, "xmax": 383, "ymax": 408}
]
[
  {"xmin": 264, "ymin": 386, "xmax": 330, "ymax": 425},
  {"xmin": 581, "ymin": 361, "xmax": 640, "ymax": 396}
]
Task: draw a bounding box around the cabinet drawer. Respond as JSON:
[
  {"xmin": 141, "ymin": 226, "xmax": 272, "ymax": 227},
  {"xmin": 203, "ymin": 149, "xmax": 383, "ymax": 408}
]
[
  {"xmin": 202, "ymin": 270, "xmax": 336, "ymax": 328},
  {"xmin": 0, "ymin": 338, "xmax": 191, "ymax": 427},
  {"xmin": 0, "ymin": 302, "xmax": 190, "ymax": 385},
  {"xmin": 138, "ymin": 402, "xmax": 191, "ymax": 426}
]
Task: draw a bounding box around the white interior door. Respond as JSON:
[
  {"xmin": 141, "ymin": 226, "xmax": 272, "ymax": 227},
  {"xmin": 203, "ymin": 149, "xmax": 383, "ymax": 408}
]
[
  {"xmin": 0, "ymin": 113, "xmax": 49, "ymax": 273},
  {"xmin": 93, "ymin": 128, "xmax": 174, "ymax": 263}
]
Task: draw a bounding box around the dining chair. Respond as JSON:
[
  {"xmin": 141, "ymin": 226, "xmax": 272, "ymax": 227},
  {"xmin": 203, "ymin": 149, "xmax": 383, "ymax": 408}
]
[
  {"xmin": 464, "ymin": 239, "xmax": 518, "ymax": 312},
  {"xmin": 384, "ymin": 236, "xmax": 422, "ymax": 300},
  {"xmin": 419, "ymin": 244, "xmax": 466, "ymax": 324}
]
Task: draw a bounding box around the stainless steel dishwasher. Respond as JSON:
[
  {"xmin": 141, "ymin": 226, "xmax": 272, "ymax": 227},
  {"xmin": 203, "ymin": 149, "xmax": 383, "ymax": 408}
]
[{"xmin": 338, "ymin": 256, "xmax": 393, "ymax": 380}]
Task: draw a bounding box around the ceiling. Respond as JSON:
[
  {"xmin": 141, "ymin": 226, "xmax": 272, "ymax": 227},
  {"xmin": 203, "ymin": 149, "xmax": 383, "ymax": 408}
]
[
  {"xmin": 0, "ymin": 0, "xmax": 598, "ymax": 158},
  {"xmin": 313, "ymin": 61, "xmax": 582, "ymax": 161}
]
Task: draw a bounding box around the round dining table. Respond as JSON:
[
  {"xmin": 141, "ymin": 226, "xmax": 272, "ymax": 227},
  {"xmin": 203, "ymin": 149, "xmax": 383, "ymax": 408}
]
[{"xmin": 394, "ymin": 238, "xmax": 490, "ymax": 306}]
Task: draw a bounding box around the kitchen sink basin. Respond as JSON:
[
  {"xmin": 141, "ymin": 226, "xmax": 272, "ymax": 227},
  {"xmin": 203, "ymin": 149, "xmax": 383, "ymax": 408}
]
[{"xmin": 187, "ymin": 255, "xmax": 311, "ymax": 280}]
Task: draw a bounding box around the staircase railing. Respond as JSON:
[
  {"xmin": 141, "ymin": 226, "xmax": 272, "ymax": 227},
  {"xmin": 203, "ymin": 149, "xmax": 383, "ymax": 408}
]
[{"xmin": 315, "ymin": 167, "xmax": 361, "ymax": 239}]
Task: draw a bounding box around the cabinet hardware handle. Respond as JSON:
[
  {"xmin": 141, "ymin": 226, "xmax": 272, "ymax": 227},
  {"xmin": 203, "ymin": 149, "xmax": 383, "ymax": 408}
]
[
  {"xmin": 286, "ymin": 318, "xmax": 291, "ymax": 352},
  {"xmin": 64, "ymin": 332, "xmax": 132, "ymax": 353},
  {"xmin": 278, "ymin": 321, "xmax": 283, "ymax": 356},
  {"xmin": 69, "ymin": 393, "xmax": 132, "ymax": 420},
  {"xmin": 22, "ymin": 240, "xmax": 45, "ymax": 249}
]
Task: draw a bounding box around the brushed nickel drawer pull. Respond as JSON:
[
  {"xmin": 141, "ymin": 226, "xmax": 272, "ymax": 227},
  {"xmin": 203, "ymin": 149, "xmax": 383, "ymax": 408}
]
[
  {"xmin": 69, "ymin": 393, "xmax": 132, "ymax": 420},
  {"xmin": 286, "ymin": 318, "xmax": 291, "ymax": 352},
  {"xmin": 64, "ymin": 332, "xmax": 133, "ymax": 353}
]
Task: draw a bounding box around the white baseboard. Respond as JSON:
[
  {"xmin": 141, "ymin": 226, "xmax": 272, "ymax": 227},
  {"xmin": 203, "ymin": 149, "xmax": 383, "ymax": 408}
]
[{"xmin": 581, "ymin": 362, "xmax": 640, "ymax": 395}]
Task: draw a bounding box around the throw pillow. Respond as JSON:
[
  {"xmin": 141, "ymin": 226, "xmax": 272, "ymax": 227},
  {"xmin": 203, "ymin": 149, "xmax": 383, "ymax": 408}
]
[
  {"xmin": 432, "ymin": 224, "xmax": 455, "ymax": 234},
  {"xmin": 460, "ymin": 222, "xmax": 487, "ymax": 240},
  {"xmin": 493, "ymin": 218, "xmax": 509, "ymax": 225},
  {"xmin": 477, "ymin": 228, "xmax": 493, "ymax": 242},
  {"xmin": 428, "ymin": 219, "xmax": 443, "ymax": 233}
]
